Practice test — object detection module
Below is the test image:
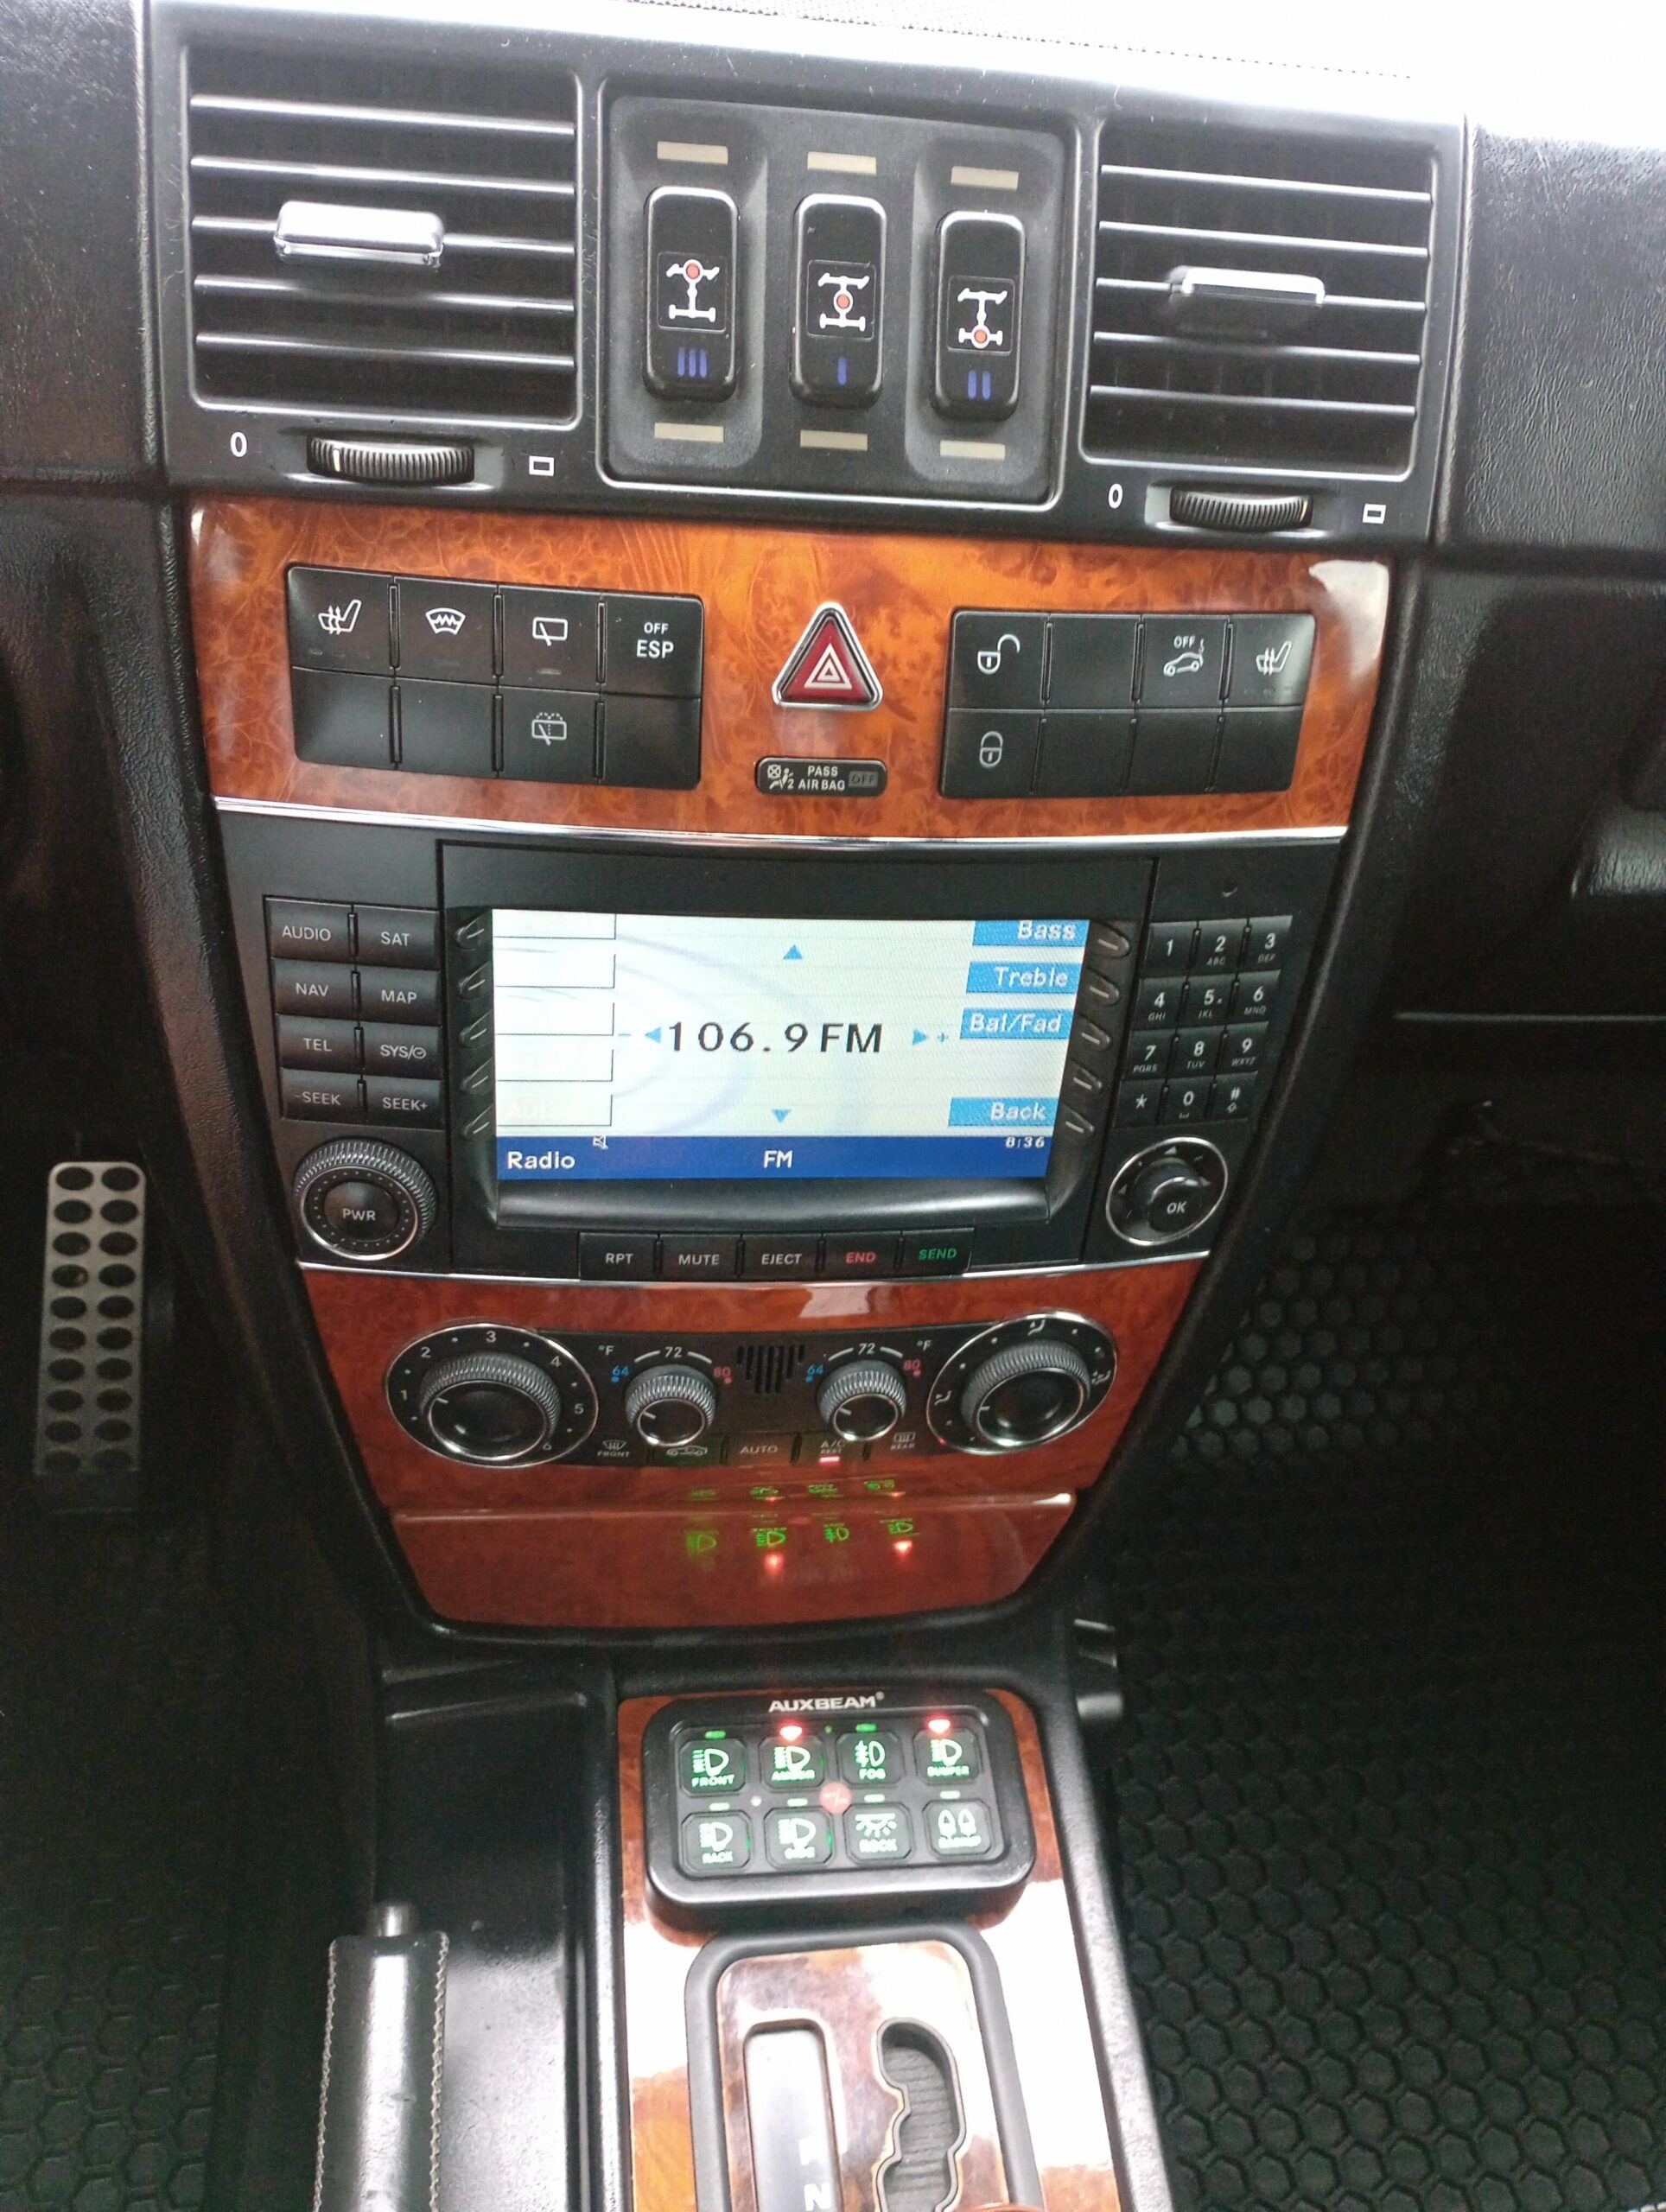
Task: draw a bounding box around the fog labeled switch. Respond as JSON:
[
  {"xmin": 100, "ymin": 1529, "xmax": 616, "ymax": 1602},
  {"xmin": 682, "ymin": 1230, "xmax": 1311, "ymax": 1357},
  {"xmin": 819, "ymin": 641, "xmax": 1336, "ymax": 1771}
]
[
  {"xmin": 792, "ymin": 194, "xmax": 885, "ymax": 407},
  {"xmin": 645, "ymin": 186, "xmax": 737, "ymax": 400},
  {"xmin": 934, "ymin": 211, "xmax": 1024, "ymax": 420}
]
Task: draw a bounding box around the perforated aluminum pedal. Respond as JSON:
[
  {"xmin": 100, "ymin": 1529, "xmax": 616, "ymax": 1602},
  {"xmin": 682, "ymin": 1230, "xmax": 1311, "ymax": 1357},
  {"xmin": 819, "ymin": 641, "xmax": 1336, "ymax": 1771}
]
[{"xmin": 34, "ymin": 1161, "xmax": 146, "ymax": 1499}]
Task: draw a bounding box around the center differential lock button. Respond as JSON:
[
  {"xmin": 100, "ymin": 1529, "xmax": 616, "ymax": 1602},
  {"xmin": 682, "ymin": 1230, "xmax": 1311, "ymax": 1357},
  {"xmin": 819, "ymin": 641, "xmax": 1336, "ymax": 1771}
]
[{"xmin": 793, "ymin": 194, "xmax": 886, "ymax": 407}]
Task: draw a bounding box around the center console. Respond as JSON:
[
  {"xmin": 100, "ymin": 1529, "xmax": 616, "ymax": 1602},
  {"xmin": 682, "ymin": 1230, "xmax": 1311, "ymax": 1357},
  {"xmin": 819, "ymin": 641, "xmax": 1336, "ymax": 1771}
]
[{"xmin": 200, "ymin": 501, "xmax": 1384, "ymax": 1630}]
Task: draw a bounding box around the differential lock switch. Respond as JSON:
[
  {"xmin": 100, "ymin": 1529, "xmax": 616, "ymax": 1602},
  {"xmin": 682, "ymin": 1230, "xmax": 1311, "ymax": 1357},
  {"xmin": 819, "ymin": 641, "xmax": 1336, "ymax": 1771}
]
[{"xmin": 934, "ymin": 211, "xmax": 1024, "ymax": 421}]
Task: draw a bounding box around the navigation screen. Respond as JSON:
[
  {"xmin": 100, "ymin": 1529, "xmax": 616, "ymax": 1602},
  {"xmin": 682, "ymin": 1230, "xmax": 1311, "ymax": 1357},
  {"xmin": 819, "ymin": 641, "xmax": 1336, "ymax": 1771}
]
[{"xmin": 491, "ymin": 910, "xmax": 1090, "ymax": 1182}]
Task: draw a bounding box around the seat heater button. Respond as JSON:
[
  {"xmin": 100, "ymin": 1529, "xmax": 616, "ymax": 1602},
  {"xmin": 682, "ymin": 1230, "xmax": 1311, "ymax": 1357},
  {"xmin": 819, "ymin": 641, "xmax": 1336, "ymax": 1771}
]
[{"xmin": 287, "ymin": 567, "xmax": 392, "ymax": 676}]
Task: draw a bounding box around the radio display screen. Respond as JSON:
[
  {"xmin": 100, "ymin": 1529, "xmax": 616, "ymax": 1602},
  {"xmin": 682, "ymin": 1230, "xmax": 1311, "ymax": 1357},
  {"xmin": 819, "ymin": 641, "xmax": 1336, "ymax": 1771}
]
[{"xmin": 491, "ymin": 909, "xmax": 1091, "ymax": 1183}]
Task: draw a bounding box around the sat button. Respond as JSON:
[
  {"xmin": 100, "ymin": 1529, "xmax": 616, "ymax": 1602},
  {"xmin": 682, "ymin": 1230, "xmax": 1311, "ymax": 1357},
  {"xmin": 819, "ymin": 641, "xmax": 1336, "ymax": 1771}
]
[{"xmin": 356, "ymin": 906, "xmax": 438, "ymax": 969}]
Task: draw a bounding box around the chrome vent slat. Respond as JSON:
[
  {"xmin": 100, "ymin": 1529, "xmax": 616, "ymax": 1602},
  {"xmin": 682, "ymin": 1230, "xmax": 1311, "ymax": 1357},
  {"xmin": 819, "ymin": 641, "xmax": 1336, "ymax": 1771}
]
[
  {"xmin": 197, "ymin": 331, "xmax": 577, "ymax": 372},
  {"xmin": 185, "ymin": 48, "xmax": 579, "ymax": 423},
  {"xmin": 194, "ymin": 274, "xmax": 576, "ymax": 319},
  {"xmin": 1084, "ymin": 118, "xmax": 1435, "ymax": 474},
  {"xmin": 1098, "ymin": 160, "xmax": 1431, "ymax": 209},
  {"xmin": 190, "ymin": 154, "xmax": 575, "ymax": 200},
  {"xmin": 188, "ymin": 92, "xmax": 575, "ymax": 141}
]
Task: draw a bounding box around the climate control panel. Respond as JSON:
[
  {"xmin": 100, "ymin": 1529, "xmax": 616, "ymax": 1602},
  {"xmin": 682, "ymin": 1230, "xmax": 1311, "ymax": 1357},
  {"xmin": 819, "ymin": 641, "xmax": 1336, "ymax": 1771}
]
[{"xmin": 385, "ymin": 1314, "xmax": 1116, "ymax": 1469}]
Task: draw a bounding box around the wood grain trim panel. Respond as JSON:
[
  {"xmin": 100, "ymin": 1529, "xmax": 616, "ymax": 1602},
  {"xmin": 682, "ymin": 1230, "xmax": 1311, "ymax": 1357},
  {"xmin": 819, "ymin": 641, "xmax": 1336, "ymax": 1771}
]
[
  {"xmin": 192, "ymin": 497, "xmax": 1387, "ymax": 842},
  {"xmin": 306, "ymin": 1260, "xmax": 1198, "ymax": 1629},
  {"xmin": 618, "ymin": 1691, "xmax": 1120, "ymax": 2212}
]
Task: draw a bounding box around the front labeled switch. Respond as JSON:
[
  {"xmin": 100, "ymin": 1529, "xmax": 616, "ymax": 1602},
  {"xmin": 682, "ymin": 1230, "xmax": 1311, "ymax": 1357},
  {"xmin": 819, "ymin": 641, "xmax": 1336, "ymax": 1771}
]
[
  {"xmin": 934, "ymin": 210, "xmax": 1024, "ymax": 420},
  {"xmin": 645, "ymin": 186, "xmax": 737, "ymax": 401},
  {"xmin": 792, "ymin": 194, "xmax": 885, "ymax": 407}
]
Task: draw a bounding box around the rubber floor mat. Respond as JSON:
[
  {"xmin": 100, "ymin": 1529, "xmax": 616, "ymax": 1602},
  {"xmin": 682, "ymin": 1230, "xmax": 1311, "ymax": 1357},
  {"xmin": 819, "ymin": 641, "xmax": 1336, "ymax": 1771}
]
[
  {"xmin": 1109, "ymin": 1211, "xmax": 1666, "ymax": 2212},
  {"xmin": 0, "ymin": 1497, "xmax": 245, "ymax": 2212}
]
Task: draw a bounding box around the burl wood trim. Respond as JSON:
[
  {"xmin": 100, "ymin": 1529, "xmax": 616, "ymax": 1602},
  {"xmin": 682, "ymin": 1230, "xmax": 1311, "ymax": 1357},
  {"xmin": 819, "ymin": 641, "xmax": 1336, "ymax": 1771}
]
[
  {"xmin": 716, "ymin": 1942, "xmax": 1008, "ymax": 2212},
  {"xmin": 306, "ymin": 1260, "xmax": 1198, "ymax": 1628},
  {"xmin": 191, "ymin": 497, "xmax": 1387, "ymax": 841},
  {"xmin": 618, "ymin": 1692, "xmax": 1119, "ymax": 2212}
]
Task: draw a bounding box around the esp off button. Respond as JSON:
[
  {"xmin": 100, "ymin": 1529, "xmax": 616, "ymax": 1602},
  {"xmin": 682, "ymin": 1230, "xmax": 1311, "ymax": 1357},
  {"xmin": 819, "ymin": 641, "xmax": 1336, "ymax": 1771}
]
[{"xmin": 601, "ymin": 595, "xmax": 703, "ymax": 698}]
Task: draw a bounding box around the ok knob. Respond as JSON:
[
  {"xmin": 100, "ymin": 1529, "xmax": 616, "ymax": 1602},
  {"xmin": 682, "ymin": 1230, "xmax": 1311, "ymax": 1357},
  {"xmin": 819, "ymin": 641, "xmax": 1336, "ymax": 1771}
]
[{"xmin": 624, "ymin": 1363, "xmax": 720, "ymax": 1448}]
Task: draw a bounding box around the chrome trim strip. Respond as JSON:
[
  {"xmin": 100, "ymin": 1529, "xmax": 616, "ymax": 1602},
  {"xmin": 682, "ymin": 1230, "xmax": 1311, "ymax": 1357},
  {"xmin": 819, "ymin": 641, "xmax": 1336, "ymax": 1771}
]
[
  {"xmin": 213, "ymin": 793, "xmax": 1346, "ymax": 852},
  {"xmin": 298, "ymin": 1248, "xmax": 1210, "ymax": 1287}
]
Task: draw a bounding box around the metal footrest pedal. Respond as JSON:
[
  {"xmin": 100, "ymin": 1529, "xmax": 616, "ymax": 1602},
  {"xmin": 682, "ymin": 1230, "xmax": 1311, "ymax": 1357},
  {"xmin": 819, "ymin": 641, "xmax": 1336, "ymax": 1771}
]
[{"xmin": 34, "ymin": 1160, "xmax": 149, "ymax": 1508}]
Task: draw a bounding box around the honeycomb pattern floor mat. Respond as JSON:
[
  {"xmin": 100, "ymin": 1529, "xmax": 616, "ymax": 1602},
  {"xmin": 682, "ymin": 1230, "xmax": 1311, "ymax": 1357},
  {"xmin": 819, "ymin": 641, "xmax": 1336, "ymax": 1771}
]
[
  {"xmin": 0, "ymin": 1498, "xmax": 245, "ymax": 2212},
  {"xmin": 1108, "ymin": 1211, "xmax": 1666, "ymax": 2212}
]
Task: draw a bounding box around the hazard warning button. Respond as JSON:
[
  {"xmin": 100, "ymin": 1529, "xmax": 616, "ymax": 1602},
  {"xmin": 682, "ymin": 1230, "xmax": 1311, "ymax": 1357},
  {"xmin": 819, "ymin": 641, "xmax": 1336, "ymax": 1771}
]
[{"xmin": 773, "ymin": 604, "xmax": 882, "ymax": 711}]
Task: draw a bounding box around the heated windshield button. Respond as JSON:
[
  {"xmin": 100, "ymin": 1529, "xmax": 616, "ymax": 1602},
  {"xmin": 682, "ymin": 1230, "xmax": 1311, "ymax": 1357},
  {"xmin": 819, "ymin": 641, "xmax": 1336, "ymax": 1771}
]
[
  {"xmin": 396, "ymin": 577, "xmax": 496, "ymax": 683},
  {"xmin": 646, "ymin": 187, "xmax": 738, "ymax": 401},
  {"xmin": 793, "ymin": 194, "xmax": 885, "ymax": 407},
  {"xmin": 935, "ymin": 211, "xmax": 1023, "ymax": 420}
]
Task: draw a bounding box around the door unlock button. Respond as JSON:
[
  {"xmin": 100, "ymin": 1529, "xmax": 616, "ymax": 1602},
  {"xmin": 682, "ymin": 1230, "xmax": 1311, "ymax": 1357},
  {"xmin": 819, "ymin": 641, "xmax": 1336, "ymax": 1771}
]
[{"xmin": 948, "ymin": 611, "xmax": 1045, "ymax": 708}]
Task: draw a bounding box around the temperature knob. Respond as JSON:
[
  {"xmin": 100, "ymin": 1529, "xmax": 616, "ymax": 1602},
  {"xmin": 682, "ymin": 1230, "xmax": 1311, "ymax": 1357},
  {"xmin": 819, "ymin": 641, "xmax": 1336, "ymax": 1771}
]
[
  {"xmin": 625, "ymin": 1363, "xmax": 719, "ymax": 1448},
  {"xmin": 817, "ymin": 1358, "xmax": 908, "ymax": 1444}
]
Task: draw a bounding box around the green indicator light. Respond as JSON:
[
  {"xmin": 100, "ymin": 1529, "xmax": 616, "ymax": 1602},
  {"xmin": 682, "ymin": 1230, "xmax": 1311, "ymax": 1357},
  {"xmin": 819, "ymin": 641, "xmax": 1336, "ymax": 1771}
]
[
  {"xmin": 704, "ymin": 1729, "xmax": 727, "ymax": 1741},
  {"xmin": 689, "ymin": 1487, "xmax": 717, "ymax": 1502},
  {"xmin": 823, "ymin": 1522, "xmax": 851, "ymax": 1545},
  {"xmin": 750, "ymin": 1484, "xmax": 782, "ymax": 1502},
  {"xmin": 685, "ymin": 1529, "xmax": 718, "ymax": 1557},
  {"xmin": 754, "ymin": 1525, "xmax": 788, "ymax": 1548},
  {"xmin": 856, "ymin": 1722, "xmax": 877, "ymax": 1733},
  {"xmin": 885, "ymin": 1518, "xmax": 916, "ymax": 1538},
  {"xmin": 807, "ymin": 1483, "xmax": 840, "ymax": 1499}
]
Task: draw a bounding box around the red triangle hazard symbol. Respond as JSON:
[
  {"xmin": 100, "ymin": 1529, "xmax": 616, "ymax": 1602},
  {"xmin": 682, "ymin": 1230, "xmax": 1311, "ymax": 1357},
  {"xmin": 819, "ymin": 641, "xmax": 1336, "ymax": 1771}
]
[{"xmin": 773, "ymin": 604, "xmax": 882, "ymax": 710}]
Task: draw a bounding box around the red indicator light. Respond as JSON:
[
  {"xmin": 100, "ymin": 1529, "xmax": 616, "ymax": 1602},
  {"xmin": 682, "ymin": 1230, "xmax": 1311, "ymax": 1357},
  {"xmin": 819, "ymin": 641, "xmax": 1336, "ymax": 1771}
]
[
  {"xmin": 764, "ymin": 1551, "xmax": 785, "ymax": 1574},
  {"xmin": 892, "ymin": 1539, "xmax": 913, "ymax": 1556},
  {"xmin": 778, "ymin": 1721, "xmax": 805, "ymax": 1743},
  {"xmin": 926, "ymin": 1714, "xmax": 952, "ymax": 1736}
]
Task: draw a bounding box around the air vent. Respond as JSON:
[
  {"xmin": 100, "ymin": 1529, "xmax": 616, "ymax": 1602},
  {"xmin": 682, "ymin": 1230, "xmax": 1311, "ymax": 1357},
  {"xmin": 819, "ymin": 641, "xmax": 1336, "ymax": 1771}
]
[
  {"xmin": 185, "ymin": 49, "xmax": 577, "ymax": 425},
  {"xmin": 1085, "ymin": 120, "xmax": 1434, "ymax": 474},
  {"xmin": 738, "ymin": 1343, "xmax": 805, "ymax": 1396}
]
